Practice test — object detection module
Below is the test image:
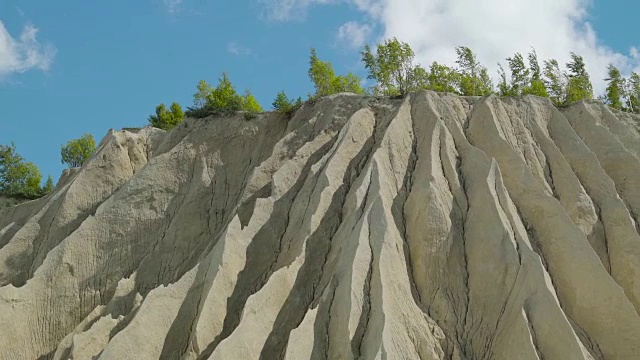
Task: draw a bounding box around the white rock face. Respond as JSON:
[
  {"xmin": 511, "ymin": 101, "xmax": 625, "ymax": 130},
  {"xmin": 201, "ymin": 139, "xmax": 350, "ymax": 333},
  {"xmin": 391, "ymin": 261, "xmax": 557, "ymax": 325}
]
[{"xmin": 1, "ymin": 92, "xmax": 639, "ymax": 360}]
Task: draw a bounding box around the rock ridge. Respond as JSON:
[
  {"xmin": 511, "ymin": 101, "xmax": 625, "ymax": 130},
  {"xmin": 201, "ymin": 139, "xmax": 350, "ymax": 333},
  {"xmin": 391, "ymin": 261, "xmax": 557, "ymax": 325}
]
[{"xmin": 0, "ymin": 92, "xmax": 639, "ymax": 359}]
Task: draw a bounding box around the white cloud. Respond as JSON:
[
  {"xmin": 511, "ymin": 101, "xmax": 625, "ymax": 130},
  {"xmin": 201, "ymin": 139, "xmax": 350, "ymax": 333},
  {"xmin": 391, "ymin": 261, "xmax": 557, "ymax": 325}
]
[
  {"xmin": 0, "ymin": 21, "xmax": 56, "ymax": 76},
  {"xmin": 260, "ymin": 0, "xmax": 339, "ymax": 21},
  {"xmin": 163, "ymin": 0, "xmax": 184, "ymax": 14},
  {"xmin": 262, "ymin": 0, "xmax": 640, "ymax": 94},
  {"xmin": 336, "ymin": 21, "xmax": 373, "ymax": 49},
  {"xmin": 227, "ymin": 42, "xmax": 252, "ymax": 56}
]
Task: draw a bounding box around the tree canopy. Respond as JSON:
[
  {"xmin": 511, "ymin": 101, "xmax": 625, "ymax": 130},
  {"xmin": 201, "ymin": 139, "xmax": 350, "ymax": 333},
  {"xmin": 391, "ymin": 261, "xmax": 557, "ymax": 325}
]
[
  {"xmin": 42, "ymin": 176, "xmax": 55, "ymax": 195},
  {"xmin": 426, "ymin": 62, "xmax": 459, "ymax": 93},
  {"xmin": 565, "ymin": 52, "xmax": 594, "ymax": 104},
  {"xmin": 605, "ymin": 64, "xmax": 625, "ymax": 110},
  {"xmin": 361, "ymin": 38, "xmax": 426, "ymax": 96},
  {"xmin": 61, "ymin": 133, "xmax": 96, "ymax": 168},
  {"xmin": 455, "ymin": 46, "xmax": 493, "ymax": 96},
  {"xmin": 498, "ymin": 49, "xmax": 548, "ymax": 98},
  {"xmin": 0, "ymin": 143, "xmax": 45, "ymax": 199},
  {"xmin": 149, "ymin": 102, "xmax": 185, "ymax": 130},
  {"xmin": 505, "ymin": 52, "xmax": 530, "ymax": 96},
  {"xmin": 186, "ymin": 73, "xmax": 263, "ymax": 118},
  {"xmin": 273, "ymin": 91, "xmax": 302, "ymax": 114},
  {"xmin": 543, "ymin": 59, "xmax": 566, "ymax": 106},
  {"xmin": 309, "ymin": 48, "xmax": 364, "ymax": 97},
  {"xmin": 523, "ymin": 50, "xmax": 549, "ymax": 97},
  {"xmin": 627, "ymin": 72, "xmax": 640, "ymax": 113}
]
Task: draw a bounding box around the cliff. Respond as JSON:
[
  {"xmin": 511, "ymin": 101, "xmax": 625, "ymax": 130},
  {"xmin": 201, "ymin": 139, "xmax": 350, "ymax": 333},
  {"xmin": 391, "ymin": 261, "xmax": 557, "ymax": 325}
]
[{"xmin": 1, "ymin": 92, "xmax": 639, "ymax": 359}]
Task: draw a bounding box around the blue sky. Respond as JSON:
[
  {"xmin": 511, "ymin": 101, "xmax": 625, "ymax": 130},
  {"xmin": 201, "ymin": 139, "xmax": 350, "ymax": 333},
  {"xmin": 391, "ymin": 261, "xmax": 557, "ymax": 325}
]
[{"xmin": 0, "ymin": 0, "xmax": 638, "ymax": 184}]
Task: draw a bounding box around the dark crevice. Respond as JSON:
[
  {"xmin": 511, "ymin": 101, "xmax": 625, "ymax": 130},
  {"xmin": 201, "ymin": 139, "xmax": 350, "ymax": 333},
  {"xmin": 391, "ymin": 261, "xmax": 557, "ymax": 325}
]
[
  {"xmin": 524, "ymin": 310, "xmax": 545, "ymax": 360},
  {"xmin": 351, "ymin": 224, "xmax": 374, "ymax": 360},
  {"xmin": 258, "ymin": 118, "xmax": 383, "ymax": 359},
  {"xmin": 195, "ymin": 136, "xmax": 340, "ymax": 360},
  {"xmin": 258, "ymin": 183, "xmax": 348, "ymax": 360}
]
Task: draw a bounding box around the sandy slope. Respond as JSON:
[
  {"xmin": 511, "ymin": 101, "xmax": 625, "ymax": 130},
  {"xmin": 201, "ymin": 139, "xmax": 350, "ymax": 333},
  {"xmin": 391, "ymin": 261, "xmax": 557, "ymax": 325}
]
[{"xmin": 0, "ymin": 92, "xmax": 639, "ymax": 360}]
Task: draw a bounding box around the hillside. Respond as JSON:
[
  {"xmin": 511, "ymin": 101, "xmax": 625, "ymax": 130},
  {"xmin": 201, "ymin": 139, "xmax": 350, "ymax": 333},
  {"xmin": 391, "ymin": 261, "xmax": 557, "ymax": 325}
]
[{"xmin": 1, "ymin": 92, "xmax": 639, "ymax": 359}]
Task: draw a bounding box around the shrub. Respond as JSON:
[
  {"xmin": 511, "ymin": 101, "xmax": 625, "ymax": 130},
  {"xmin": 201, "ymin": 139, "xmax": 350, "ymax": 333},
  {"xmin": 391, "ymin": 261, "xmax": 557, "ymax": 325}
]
[
  {"xmin": 272, "ymin": 91, "xmax": 303, "ymax": 114},
  {"xmin": 149, "ymin": 102, "xmax": 184, "ymax": 130}
]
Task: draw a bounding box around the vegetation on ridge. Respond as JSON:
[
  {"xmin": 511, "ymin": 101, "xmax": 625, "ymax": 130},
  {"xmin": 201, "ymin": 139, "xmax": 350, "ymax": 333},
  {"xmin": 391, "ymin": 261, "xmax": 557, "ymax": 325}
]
[
  {"xmin": 1, "ymin": 133, "xmax": 97, "ymax": 200},
  {"xmin": 149, "ymin": 102, "xmax": 185, "ymax": 130},
  {"xmin": 61, "ymin": 133, "xmax": 97, "ymax": 169},
  {"xmin": 4, "ymin": 37, "xmax": 638, "ymax": 201},
  {"xmin": 145, "ymin": 37, "xmax": 640, "ymax": 132},
  {"xmin": 1, "ymin": 143, "xmax": 49, "ymax": 199}
]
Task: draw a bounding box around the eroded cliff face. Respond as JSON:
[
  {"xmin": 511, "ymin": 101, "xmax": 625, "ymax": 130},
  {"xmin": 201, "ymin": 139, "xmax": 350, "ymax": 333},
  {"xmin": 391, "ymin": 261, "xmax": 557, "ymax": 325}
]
[{"xmin": 1, "ymin": 92, "xmax": 639, "ymax": 360}]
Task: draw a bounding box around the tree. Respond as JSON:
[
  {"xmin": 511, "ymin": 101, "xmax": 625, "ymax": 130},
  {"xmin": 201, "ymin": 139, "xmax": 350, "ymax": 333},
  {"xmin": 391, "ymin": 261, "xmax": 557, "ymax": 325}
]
[
  {"xmin": 243, "ymin": 90, "xmax": 263, "ymax": 113},
  {"xmin": 523, "ymin": 49, "xmax": 549, "ymax": 97},
  {"xmin": 565, "ymin": 52, "xmax": 593, "ymax": 104},
  {"xmin": 194, "ymin": 80, "xmax": 212, "ymax": 108},
  {"xmin": 187, "ymin": 73, "xmax": 263, "ymax": 117},
  {"xmin": 148, "ymin": 102, "xmax": 184, "ymax": 130},
  {"xmin": 543, "ymin": 59, "xmax": 566, "ymax": 106},
  {"xmin": 61, "ymin": 134, "xmax": 96, "ymax": 168},
  {"xmin": 604, "ymin": 64, "xmax": 624, "ymax": 110},
  {"xmin": 427, "ymin": 62, "xmax": 459, "ymax": 93},
  {"xmin": 361, "ymin": 38, "xmax": 426, "ymax": 95},
  {"xmin": 273, "ymin": 91, "xmax": 302, "ymax": 113},
  {"xmin": 0, "ymin": 143, "xmax": 42, "ymax": 198},
  {"xmin": 523, "ymin": 79, "xmax": 550, "ymax": 98},
  {"xmin": 528, "ymin": 50, "xmax": 543, "ymax": 82},
  {"xmin": 626, "ymin": 72, "xmax": 640, "ymax": 113},
  {"xmin": 333, "ymin": 73, "xmax": 365, "ymax": 95},
  {"xmin": 506, "ymin": 52, "xmax": 530, "ymax": 96},
  {"xmin": 208, "ymin": 73, "xmax": 245, "ymax": 112},
  {"xmin": 309, "ymin": 49, "xmax": 334, "ymax": 97},
  {"xmin": 309, "ymin": 48, "xmax": 364, "ymax": 97},
  {"xmin": 41, "ymin": 175, "xmax": 55, "ymax": 195},
  {"xmin": 497, "ymin": 64, "xmax": 510, "ymax": 96},
  {"xmin": 455, "ymin": 46, "xmax": 492, "ymax": 96}
]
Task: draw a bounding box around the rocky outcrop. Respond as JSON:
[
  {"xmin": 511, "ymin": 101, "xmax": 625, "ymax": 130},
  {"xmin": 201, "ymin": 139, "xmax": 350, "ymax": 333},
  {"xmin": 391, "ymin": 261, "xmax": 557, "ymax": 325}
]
[{"xmin": 1, "ymin": 92, "xmax": 639, "ymax": 360}]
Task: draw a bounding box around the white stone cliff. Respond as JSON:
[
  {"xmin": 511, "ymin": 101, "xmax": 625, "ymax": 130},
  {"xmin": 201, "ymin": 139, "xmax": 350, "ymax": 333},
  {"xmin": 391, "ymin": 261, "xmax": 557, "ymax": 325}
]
[{"xmin": 0, "ymin": 92, "xmax": 639, "ymax": 359}]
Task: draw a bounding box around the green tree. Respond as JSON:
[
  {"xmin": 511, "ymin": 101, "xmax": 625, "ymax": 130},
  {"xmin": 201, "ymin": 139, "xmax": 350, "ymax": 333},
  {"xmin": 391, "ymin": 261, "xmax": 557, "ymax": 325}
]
[
  {"xmin": 148, "ymin": 102, "xmax": 184, "ymax": 130},
  {"xmin": 543, "ymin": 59, "xmax": 566, "ymax": 106},
  {"xmin": 455, "ymin": 46, "xmax": 492, "ymax": 96},
  {"xmin": 523, "ymin": 49, "xmax": 549, "ymax": 97},
  {"xmin": 333, "ymin": 73, "xmax": 365, "ymax": 95},
  {"xmin": 208, "ymin": 73, "xmax": 244, "ymax": 112},
  {"xmin": 497, "ymin": 64, "xmax": 510, "ymax": 96},
  {"xmin": 0, "ymin": 143, "xmax": 42, "ymax": 198},
  {"xmin": 565, "ymin": 52, "xmax": 593, "ymax": 104},
  {"xmin": 61, "ymin": 133, "xmax": 96, "ymax": 168},
  {"xmin": 604, "ymin": 64, "xmax": 624, "ymax": 110},
  {"xmin": 523, "ymin": 80, "xmax": 550, "ymax": 98},
  {"xmin": 361, "ymin": 38, "xmax": 426, "ymax": 95},
  {"xmin": 427, "ymin": 62, "xmax": 459, "ymax": 93},
  {"xmin": 243, "ymin": 90, "xmax": 263, "ymax": 113},
  {"xmin": 194, "ymin": 80, "xmax": 212, "ymax": 108},
  {"xmin": 626, "ymin": 72, "xmax": 640, "ymax": 113},
  {"xmin": 309, "ymin": 48, "xmax": 335, "ymax": 97},
  {"xmin": 188, "ymin": 73, "xmax": 263, "ymax": 117},
  {"xmin": 506, "ymin": 52, "xmax": 530, "ymax": 96},
  {"xmin": 309, "ymin": 48, "xmax": 364, "ymax": 97},
  {"xmin": 273, "ymin": 91, "xmax": 302, "ymax": 113},
  {"xmin": 41, "ymin": 175, "xmax": 55, "ymax": 195}
]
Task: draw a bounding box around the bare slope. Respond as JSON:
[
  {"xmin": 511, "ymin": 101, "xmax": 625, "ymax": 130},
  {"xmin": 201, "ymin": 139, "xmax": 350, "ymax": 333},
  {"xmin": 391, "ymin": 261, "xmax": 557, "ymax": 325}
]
[{"xmin": 1, "ymin": 92, "xmax": 639, "ymax": 360}]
